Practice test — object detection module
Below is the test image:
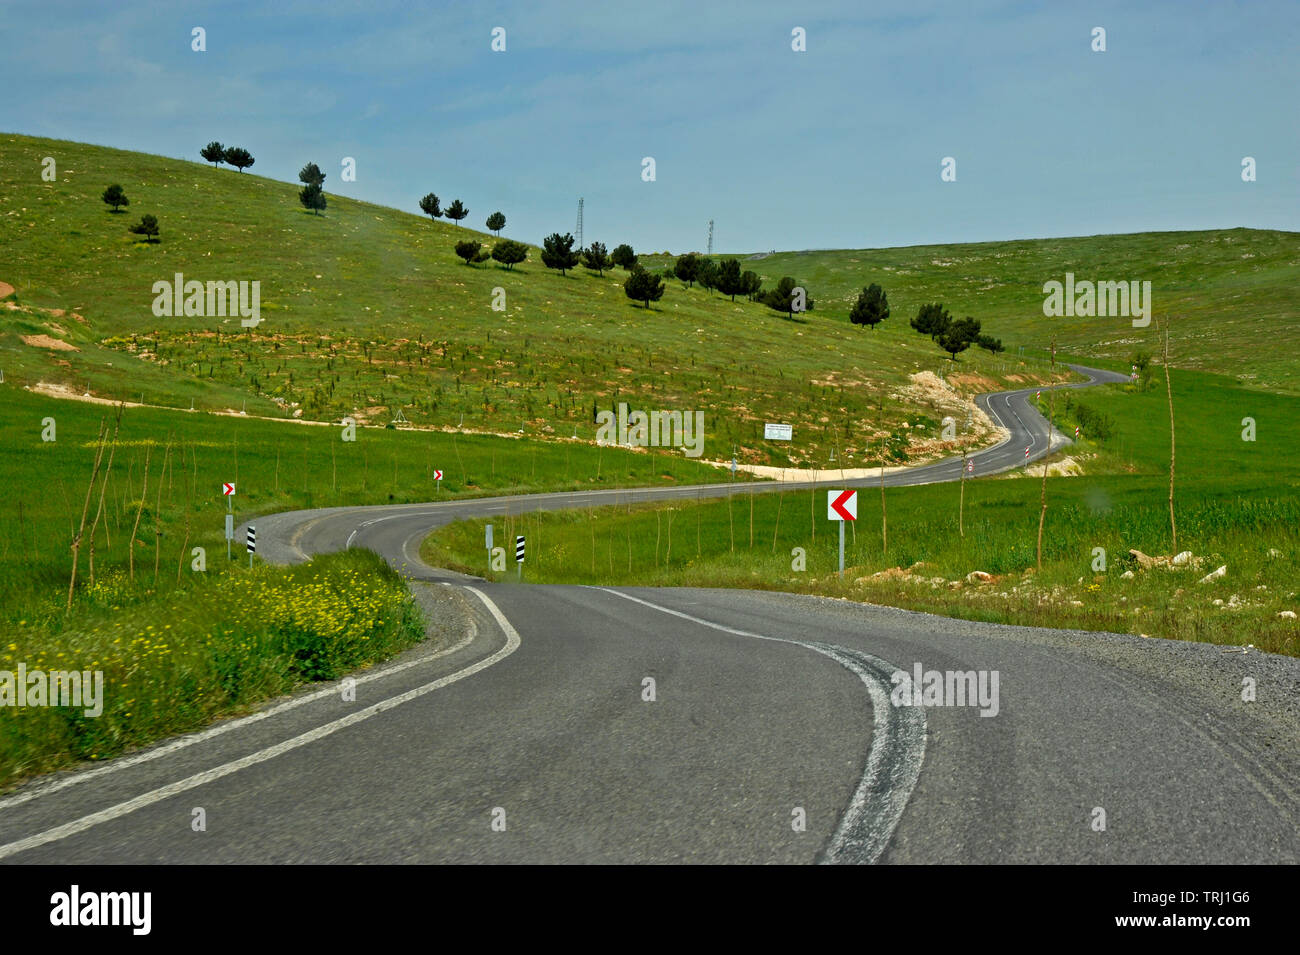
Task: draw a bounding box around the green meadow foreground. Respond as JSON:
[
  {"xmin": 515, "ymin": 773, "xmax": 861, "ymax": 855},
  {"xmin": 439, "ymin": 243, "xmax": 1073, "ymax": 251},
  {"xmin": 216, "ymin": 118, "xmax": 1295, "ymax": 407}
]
[{"xmin": 424, "ymin": 367, "xmax": 1300, "ymax": 657}]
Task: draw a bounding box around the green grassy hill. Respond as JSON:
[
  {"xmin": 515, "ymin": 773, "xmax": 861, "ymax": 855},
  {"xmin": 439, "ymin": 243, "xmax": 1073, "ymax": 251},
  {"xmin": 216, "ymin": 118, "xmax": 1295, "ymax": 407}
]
[
  {"xmin": 4, "ymin": 133, "xmax": 1297, "ymax": 473},
  {"xmin": 0, "ymin": 133, "xmax": 1103, "ymax": 473},
  {"xmin": 675, "ymin": 228, "xmax": 1300, "ymax": 392}
]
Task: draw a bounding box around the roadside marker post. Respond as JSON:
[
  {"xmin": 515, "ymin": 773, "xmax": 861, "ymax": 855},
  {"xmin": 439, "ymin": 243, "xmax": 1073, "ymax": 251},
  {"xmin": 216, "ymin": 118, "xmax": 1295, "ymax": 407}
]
[
  {"xmin": 486, "ymin": 523, "xmax": 493, "ymax": 563},
  {"xmin": 515, "ymin": 535, "xmax": 525, "ymax": 579},
  {"xmin": 827, "ymin": 489, "xmax": 857, "ymax": 578},
  {"xmin": 960, "ymin": 454, "xmax": 972, "ymax": 538},
  {"xmin": 247, "ymin": 524, "xmax": 256, "ymax": 569},
  {"xmin": 224, "ymin": 483, "xmax": 235, "ymax": 560}
]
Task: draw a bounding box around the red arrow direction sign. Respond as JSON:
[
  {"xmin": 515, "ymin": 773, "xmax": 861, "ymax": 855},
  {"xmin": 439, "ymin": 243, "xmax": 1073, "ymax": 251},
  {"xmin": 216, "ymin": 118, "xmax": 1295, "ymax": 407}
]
[
  {"xmin": 222, "ymin": 483, "xmax": 235, "ymax": 496},
  {"xmin": 827, "ymin": 489, "xmax": 857, "ymax": 521},
  {"xmin": 433, "ymin": 470, "xmax": 443, "ymax": 481}
]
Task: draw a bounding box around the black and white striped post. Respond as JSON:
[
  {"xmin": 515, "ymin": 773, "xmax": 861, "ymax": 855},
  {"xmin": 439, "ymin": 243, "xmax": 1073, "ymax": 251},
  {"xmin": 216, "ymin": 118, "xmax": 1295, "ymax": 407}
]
[
  {"xmin": 247, "ymin": 524, "xmax": 256, "ymax": 568},
  {"xmin": 515, "ymin": 535, "xmax": 525, "ymax": 579}
]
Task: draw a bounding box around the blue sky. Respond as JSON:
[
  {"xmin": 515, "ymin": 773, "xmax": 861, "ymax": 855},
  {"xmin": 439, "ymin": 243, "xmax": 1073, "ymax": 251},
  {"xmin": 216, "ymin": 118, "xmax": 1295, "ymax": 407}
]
[{"xmin": 4, "ymin": 0, "xmax": 1297, "ymax": 253}]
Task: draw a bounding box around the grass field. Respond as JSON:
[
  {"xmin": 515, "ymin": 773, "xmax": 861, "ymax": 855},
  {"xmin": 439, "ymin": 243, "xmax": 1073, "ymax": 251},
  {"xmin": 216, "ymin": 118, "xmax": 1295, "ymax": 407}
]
[
  {"xmin": 0, "ymin": 549, "xmax": 424, "ymax": 789},
  {"xmin": 6, "ymin": 132, "xmax": 1271, "ymax": 472},
  {"xmin": 423, "ymin": 368, "xmax": 1300, "ymax": 656},
  {"xmin": 0, "ymin": 384, "xmax": 729, "ymax": 622},
  {"xmin": 671, "ymin": 228, "xmax": 1300, "ymax": 394}
]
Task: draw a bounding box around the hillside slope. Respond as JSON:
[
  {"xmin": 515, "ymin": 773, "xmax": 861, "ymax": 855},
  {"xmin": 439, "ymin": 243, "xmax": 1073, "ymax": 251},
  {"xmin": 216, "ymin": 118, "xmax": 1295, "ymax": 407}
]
[
  {"xmin": 706, "ymin": 229, "xmax": 1300, "ymax": 392},
  {"xmin": 6, "ymin": 133, "xmax": 1292, "ymax": 474}
]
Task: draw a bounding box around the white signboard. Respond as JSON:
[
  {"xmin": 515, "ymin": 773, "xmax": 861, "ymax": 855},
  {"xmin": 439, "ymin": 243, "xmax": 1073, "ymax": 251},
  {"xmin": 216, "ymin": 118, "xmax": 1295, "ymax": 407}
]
[{"xmin": 764, "ymin": 423, "xmax": 793, "ymax": 441}]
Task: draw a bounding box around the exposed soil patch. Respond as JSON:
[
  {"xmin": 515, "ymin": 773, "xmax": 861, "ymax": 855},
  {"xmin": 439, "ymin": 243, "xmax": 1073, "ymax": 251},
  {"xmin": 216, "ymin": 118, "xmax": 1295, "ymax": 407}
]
[{"xmin": 21, "ymin": 334, "xmax": 77, "ymax": 351}]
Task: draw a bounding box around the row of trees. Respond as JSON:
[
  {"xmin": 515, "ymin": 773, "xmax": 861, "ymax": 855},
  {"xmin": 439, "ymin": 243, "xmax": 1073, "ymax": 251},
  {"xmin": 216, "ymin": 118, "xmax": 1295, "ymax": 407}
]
[
  {"xmin": 909, "ymin": 302, "xmax": 1004, "ymax": 358},
  {"xmin": 200, "ymin": 142, "xmax": 255, "ymax": 172},
  {"xmin": 420, "ymin": 193, "xmax": 504, "ymax": 233},
  {"xmin": 450, "ymin": 229, "xmax": 819, "ymax": 320},
  {"xmin": 453, "ymin": 238, "xmax": 529, "ymax": 269},
  {"xmin": 445, "ymin": 227, "xmax": 1004, "ymax": 355}
]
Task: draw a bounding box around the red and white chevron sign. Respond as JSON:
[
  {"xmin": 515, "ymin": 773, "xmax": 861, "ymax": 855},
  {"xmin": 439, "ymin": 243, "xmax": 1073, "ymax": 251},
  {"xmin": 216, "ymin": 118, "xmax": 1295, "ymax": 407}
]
[
  {"xmin": 1024, "ymin": 446, "xmax": 1031, "ymax": 459},
  {"xmin": 1074, "ymin": 426, "xmax": 1080, "ymax": 438},
  {"xmin": 433, "ymin": 470, "xmax": 443, "ymax": 481},
  {"xmin": 827, "ymin": 489, "xmax": 857, "ymax": 521},
  {"xmin": 222, "ymin": 483, "xmax": 235, "ymax": 495}
]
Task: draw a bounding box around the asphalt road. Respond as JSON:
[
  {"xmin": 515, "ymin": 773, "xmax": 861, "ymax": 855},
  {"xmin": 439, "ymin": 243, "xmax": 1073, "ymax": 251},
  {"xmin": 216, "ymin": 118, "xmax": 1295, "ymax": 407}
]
[{"xmin": 3, "ymin": 364, "xmax": 1296, "ymax": 864}]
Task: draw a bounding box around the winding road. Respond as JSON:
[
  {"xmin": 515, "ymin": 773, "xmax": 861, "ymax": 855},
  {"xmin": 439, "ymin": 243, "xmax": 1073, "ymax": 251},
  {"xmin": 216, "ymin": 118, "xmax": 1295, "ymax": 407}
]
[{"xmin": 3, "ymin": 364, "xmax": 1297, "ymax": 864}]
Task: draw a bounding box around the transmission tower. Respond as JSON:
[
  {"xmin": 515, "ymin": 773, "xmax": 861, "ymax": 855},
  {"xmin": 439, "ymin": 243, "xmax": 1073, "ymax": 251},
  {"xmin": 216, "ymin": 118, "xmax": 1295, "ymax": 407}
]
[
  {"xmin": 576, "ymin": 198, "xmax": 584, "ymax": 248},
  {"xmin": 707, "ymin": 219, "xmax": 714, "ymax": 255}
]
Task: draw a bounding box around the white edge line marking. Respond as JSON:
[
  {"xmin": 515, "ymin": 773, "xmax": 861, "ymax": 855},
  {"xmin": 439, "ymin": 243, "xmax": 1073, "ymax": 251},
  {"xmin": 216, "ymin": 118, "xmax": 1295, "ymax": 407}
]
[
  {"xmin": 0, "ymin": 607, "xmax": 477, "ymax": 811},
  {"xmin": 0, "ymin": 586, "xmax": 521, "ymax": 859},
  {"xmin": 597, "ymin": 588, "xmax": 925, "ymax": 865}
]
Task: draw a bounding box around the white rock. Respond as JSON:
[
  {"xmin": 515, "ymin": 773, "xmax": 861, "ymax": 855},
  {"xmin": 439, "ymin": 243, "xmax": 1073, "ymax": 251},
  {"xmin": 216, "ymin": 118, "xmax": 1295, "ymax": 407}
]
[
  {"xmin": 1198, "ymin": 565, "xmax": 1227, "ymax": 584},
  {"xmin": 1120, "ymin": 570, "xmax": 1135, "ymax": 579},
  {"xmin": 1172, "ymin": 551, "xmax": 1194, "ymax": 566},
  {"xmin": 1277, "ymin": 610, "xmax": 1297, "ymax": 619}
]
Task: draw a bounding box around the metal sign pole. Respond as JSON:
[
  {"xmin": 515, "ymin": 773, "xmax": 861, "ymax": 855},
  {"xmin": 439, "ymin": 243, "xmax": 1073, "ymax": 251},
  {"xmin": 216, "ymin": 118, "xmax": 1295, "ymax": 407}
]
[{"xmin": 839, "ymin": 519, "xmax": 845, "ymax": 578}]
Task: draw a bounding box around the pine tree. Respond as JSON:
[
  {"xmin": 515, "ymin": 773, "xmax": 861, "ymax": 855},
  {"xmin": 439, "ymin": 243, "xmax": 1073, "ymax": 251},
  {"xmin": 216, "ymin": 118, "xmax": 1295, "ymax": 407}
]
[
  {"xmin": 674, "ymin": 253, "xmax": 701, "ymax": 287},
  {"xmin": 419, "ymin": 193, "xmax": 442, "ymax": 219},
  {"xmin": 491, "ymin": 239, "xmax": 528, "ymax": 270},
  {"xmin": 455, "ymin": 239, "xmax": 484, "ymax": 265},
  {"xmin": 101, "ymin": 184, "xmax": 129, "ymax": 212},
  {"xmin": 444, "ymin": 199, "xmax": 468, "ymax": 226},
  {"xmin": 762, "ymin": 277, "xmax": 814, "ymax": 319},
  {"xmin": 716, "ymin": 258, "xmax": 743, "ymax": 300},
  {"xmin": 582, "ymin": 241, "xmax": 611, "ymax": 275},
  {"xmin": 850, "ymin": 283, "xmax": 890, "ymax": 330},
  {"xmin": 610, "ymin": 243, "xmax": 637, "ymax": 270},
  {"xmin": 541, "ymin": 232, "xmax": 580, "ymax": 275},
  {"xmin": 223, "ymin": 146, "xmax": 255, "ymax": 172},
  {"xmin": 200, "ymin": 141, "xmax": 225, "ymax": 167},
  {"xmin": 624, "ymin": 267, "xmax": 666, "ymax": 309},
  {"xmin": 127, "ymin": 214, "xmax": 160, "ymax": 242}
]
